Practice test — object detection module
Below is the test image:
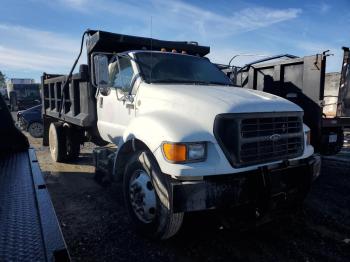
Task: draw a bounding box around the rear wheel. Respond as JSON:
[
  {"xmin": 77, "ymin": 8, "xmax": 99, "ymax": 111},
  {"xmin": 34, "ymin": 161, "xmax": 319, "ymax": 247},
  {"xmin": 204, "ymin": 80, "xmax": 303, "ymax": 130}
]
[
  {"xmin": 49, "ymin": 122, "xmax": 66, "ymax": 162},
  {"xmin": 28, "ymin": 122, "xmax": 43, "ymax": 138},
  {"xmin": 123, "ymin": 150, "xmax": 184, "ymax": 240},
  {"xmin": 320, "ymin": 128, "xmax": 344, "ymax": 155}
]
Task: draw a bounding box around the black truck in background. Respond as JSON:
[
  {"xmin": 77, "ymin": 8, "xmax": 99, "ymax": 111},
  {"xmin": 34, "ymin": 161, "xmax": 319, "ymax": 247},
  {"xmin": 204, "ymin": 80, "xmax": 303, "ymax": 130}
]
[
  {"xmin": 222, "ymin": 48, "xmax": 350, "ymax": 155},
  {"xmin": 7, "ymin": 80, "xmax": 41, "ymax": 111}
]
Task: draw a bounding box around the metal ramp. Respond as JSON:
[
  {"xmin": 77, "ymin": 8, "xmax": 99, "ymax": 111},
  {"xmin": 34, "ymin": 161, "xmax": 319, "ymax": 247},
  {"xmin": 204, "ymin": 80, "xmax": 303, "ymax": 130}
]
[{"xmin": 0, "ymin": 149, "xmax": 69, "ymax": 261}]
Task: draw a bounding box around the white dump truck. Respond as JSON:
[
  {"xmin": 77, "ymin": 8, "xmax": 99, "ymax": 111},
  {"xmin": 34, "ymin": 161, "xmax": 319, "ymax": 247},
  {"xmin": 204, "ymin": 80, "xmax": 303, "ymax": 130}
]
[{"xmin": 42, "ymin": 30, "xmax": 321, "ymax": 239}]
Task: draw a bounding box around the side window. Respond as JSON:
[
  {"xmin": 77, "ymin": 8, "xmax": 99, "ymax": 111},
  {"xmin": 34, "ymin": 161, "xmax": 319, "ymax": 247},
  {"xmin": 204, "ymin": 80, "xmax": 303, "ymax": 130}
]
[{"xmin": 109, "ymin": 57, "xmax": 135, "ymax": 93}]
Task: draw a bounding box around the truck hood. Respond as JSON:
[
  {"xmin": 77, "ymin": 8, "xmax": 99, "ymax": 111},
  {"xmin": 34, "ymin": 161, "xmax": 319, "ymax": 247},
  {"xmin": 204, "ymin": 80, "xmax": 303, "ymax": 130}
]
[{"xmin": 139, "ymin": 83, "xmax": 302, "ymax": 115}]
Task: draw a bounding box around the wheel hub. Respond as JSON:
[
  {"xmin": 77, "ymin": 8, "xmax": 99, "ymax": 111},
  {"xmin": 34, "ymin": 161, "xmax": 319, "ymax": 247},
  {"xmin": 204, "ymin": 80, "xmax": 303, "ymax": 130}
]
[
  {"xmin": 129, "ymin": 170, "xmax": 156, "ymax": 223},
  {"xmin": 49, "ymin": 129, "xmax": 56, "ymax": 156},
  {"xmin": 29, "ymin": 122, "xmax": 43, "ymax": 137}
]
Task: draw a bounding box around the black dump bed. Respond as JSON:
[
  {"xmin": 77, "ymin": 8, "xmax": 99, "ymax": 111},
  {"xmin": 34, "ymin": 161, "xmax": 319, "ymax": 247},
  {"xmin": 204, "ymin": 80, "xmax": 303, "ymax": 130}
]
[
  {"xmin": 229, "ymin": 54, "xmax": 326, "ymax": 151},
  {"xmin": 42, "ymin": 29, "xmax": 210, "ymax": 129},
  {"xmin": 0, "ymin": 94, "xmax": 69, "ymax": 261},
  {"xmin": 86, "ymin": 30, "xmax": 210, "ymax": 56},
  {"xmin": 225, "ymin": 50, "xmax": 350, "ymax": 153}
]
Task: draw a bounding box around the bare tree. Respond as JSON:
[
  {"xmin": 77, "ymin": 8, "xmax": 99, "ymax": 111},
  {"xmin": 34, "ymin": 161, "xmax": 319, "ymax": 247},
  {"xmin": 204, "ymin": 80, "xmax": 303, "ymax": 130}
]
[{"xmin": 0, "ymin": 71, "xmax": 6, "ymax": 88}]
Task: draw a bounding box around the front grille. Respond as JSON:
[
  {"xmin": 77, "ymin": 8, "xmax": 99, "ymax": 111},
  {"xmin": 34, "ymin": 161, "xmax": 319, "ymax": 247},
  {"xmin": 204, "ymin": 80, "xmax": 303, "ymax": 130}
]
[
  {"xmin": 241, "ymin": 116, "xmax": 302, "ymax": 138},
  {"xmin": 214, "ymin": 112, "xmax": 304, "ymax": 167}
]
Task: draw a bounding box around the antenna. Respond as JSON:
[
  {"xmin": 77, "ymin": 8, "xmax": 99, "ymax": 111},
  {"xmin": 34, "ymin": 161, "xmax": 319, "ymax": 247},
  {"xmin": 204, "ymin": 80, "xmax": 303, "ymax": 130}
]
[
  {"xmin": 150, "ymin": 16, "xmax": 153, "ymax": 83},
  {"xmin": 228, "ymin": 54, "xmax": 269, "ymax": 67}
]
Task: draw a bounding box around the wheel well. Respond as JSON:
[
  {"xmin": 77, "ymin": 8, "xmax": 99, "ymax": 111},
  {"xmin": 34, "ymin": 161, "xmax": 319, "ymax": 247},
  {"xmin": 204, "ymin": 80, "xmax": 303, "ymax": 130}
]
[{"xmin": 114, "ymin": 139, "xmax": 151, "ymax": 181}]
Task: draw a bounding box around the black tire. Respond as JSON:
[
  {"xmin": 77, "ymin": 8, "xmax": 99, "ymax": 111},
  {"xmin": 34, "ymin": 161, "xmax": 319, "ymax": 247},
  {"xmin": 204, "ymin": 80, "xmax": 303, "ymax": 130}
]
[
  {"xmin": 27, "ymin": 121, "xmax": 44, "ymax": 138},
  {"xmin": 65, "ymin": 127, "xmax": 81, "ymax": 161},
  {"xmin": 123, "ymin": 150, "xmax": 184, "ymax": 240},
  {"xmin": 320, "ymin": 129, "xmax": 344, "ymax": 155},
  {"xmin": 49, "ymin": 122, "xmax": 67, "ymax": 162}
]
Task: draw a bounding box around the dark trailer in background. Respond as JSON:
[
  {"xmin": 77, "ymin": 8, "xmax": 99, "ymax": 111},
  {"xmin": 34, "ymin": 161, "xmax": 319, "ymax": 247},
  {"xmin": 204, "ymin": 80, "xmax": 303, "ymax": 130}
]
[
  {"xmin": 337, "ymin": 47, "xmax": 350, "ymax": 119},
  {"xmin": 223, "ymin": 48, "xmax": 350, "ymax": 155},
  {"xmin": 7, "ymin": 82, "xmax": 41, "ymax": 111}
]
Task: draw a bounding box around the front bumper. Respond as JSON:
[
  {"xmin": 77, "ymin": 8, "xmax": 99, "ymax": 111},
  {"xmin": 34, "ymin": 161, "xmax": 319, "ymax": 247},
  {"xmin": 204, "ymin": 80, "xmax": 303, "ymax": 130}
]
[{"xmin": 170, "ymin": 154, "xmax": 321, "ymax": 213}]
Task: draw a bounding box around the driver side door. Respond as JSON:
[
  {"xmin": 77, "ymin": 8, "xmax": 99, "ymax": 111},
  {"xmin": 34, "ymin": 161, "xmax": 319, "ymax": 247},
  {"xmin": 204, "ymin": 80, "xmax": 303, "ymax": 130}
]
[{"xmin": 97, "ymin": 56, "xmax": 136, "ymax": 144}]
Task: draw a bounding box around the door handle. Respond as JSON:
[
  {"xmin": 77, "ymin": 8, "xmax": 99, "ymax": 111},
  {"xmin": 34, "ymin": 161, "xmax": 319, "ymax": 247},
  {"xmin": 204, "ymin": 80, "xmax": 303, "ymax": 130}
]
[{"xmin": 125, "ymin": 103, "xmax": 135, "ymax": 109}]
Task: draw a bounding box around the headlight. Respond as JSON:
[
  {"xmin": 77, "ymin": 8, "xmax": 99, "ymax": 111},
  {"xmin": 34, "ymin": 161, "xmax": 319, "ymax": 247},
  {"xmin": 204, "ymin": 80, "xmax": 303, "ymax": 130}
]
[
  {"xmin": 306, "ymin": 131, "xmax": 311, "ymax": 145},
  {"xmin": 162, "ymin": 142, "xmax": 206, "ymax": 163}
]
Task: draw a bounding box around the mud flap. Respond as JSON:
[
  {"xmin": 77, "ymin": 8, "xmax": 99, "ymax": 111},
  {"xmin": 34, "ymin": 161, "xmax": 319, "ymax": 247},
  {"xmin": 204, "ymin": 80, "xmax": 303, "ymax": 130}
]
[
  {"xmin": 138, "ymin": 151, "xmax": 172, "ymax": 211},
  {"xmin": 93, "ymin": 147, "xmax": 116, "ymax": 187}
]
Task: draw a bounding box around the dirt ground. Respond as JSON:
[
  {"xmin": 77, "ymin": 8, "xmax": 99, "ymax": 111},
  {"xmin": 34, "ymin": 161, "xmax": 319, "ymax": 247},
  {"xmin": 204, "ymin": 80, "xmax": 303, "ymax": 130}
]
[{"xmin": 25, "ymin": 132, "xmax": 350, "ymax": 262}]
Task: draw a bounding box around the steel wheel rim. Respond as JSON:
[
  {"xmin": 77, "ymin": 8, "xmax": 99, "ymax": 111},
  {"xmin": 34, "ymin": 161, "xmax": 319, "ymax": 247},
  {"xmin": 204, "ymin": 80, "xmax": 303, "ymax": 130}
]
[
  {"xmin": 129, "ymin": 169, "xmax": 157, "ymax": 223},
  {"xmin": 29, "ymin": 122, "xmax": 43, "ymax": 137}
]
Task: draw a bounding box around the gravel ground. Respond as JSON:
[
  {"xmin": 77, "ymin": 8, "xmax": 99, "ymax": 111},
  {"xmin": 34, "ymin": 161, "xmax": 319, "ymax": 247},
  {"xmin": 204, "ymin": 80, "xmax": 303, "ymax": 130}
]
[{"xmin": 25, "ymin": 133, "xmax": 350, "ymax": 262}]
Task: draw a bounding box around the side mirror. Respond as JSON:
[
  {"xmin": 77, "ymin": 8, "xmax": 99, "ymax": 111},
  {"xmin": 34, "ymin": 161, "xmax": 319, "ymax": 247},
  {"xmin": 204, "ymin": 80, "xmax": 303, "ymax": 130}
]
[{"xmin": 94, "ymin": 55, "xmax": 109, "ymax": 91}]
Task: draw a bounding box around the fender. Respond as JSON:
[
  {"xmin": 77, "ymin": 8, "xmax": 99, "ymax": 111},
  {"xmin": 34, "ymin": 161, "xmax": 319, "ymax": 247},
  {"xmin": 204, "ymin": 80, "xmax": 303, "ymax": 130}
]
[
  {"xmin": 120, "ymin": 110, "xmax": 215, "ymax": 153},
  {"xmin": 111, "ymin": 111, "xmax": 216, "ymax": 179}
]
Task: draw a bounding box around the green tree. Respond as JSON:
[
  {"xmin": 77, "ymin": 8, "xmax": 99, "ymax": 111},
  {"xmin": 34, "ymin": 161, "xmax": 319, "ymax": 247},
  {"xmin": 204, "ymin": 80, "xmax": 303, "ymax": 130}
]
[{"xmin": 0, "ymin": 71, "xmax": 6, "ymax": 88}]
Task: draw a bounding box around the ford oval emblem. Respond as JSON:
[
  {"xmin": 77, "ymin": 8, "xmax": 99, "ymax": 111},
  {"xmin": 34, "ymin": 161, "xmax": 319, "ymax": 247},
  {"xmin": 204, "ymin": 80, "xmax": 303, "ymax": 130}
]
[{"xmin": 269, "ymin": 134, "xmax": 281, "ymax": 141}]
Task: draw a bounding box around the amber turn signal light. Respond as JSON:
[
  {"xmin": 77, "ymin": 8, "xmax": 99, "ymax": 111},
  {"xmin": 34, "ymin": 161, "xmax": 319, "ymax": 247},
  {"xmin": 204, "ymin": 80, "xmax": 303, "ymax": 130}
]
[{"xmin": 162, "ymin": 143, "xmax": 187, "ymax": 162}]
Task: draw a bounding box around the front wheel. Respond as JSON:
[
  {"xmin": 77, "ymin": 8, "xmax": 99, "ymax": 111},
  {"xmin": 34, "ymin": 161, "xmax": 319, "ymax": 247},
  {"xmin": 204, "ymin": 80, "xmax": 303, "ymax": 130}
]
[
  {"xmin": 28, "ymin": 121, "xmax": 44, "ymax": 138},
  {"xmin": 123, "ymin": 150, "xmax": 184, "ymax": 240}
]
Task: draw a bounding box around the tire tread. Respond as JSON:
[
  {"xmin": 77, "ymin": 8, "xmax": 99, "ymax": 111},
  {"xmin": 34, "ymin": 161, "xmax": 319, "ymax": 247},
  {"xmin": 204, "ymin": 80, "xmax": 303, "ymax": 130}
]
[
  {"xmin": 49, "ymin": 122, "xmax": 66, "ymax": 162},
  {"xmin": 123, "ymin": 150, "xmax": 184, "ymax": 240}
]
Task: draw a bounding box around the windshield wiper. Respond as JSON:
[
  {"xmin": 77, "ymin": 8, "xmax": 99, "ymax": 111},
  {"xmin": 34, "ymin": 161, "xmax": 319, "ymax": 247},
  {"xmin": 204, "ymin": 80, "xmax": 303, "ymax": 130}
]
[
  {"xmin": 183, "ymin": 81, "xmax": 233, "ymax": 86},
  {"xmin": 152, "ymin": 79, "xmax": 199, "ymax": 84},
  {"xmin": 151, "ymin": 79, "xmax": 233, "ymax": 86},
  {"xmin": 206, "ymin": 81, "xmax": 234, "ymax": 86}
]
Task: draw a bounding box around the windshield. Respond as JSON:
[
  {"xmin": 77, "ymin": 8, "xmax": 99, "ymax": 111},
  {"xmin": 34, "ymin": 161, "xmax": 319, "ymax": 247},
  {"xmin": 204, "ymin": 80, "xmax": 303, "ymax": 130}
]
[{"xmin": 134, "ymin": 52, "xmax": 232, "ymax": 86}]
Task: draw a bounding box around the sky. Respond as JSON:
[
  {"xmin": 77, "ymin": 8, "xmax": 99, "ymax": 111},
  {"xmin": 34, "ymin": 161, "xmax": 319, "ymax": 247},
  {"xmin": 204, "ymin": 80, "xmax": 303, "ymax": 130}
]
[{"xmin": 0, "ymin": 0, "xmax": 349, "ymax": 82}]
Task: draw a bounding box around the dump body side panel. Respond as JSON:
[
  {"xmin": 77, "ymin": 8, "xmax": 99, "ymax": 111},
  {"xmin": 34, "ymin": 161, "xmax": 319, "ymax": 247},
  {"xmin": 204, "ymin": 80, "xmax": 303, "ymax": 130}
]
[
  {"xmin": 323, "ymin": 72, "xmax": 341, "ymax": 118},
  {"xmin": 42, "ymin": 69, "xmax": 96, "ymax": 127},
  {"xmin": 337, "ymin": 47, "xmax": 350, "ymax": 118}
]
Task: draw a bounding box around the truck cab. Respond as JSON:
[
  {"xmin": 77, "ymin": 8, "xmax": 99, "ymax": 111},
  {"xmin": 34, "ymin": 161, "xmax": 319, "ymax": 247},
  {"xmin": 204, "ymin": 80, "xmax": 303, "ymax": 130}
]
[
  {"xmin": 95, "ymin": 50, "xmax": 315, "ymax": 175},
  {"xmin": 42, "ymin": 30, "xmax": 321, "ymax": 240}
]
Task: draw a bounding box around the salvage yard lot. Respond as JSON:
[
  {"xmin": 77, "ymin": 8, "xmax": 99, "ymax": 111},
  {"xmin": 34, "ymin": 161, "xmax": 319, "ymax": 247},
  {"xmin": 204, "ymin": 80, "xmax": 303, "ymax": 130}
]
[{"xmin": 26, "ymin": 133, "xmax": 350, "ymax": 262}]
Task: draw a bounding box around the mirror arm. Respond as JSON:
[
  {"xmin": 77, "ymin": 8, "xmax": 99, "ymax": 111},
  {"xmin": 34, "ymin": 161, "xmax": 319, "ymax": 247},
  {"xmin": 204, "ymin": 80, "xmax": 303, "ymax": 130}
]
[
  {"xmin": 126, "ymin": 94, "xmax": 134, "ymax": 103},
  {"xmin": 95, "ymin": 87, "xmax": 100, "ymax": 99},
  {"xmin": 115, "ymin": 88, "xmax": 135, "ymax": 102},
  {"xmin": 115, "ymin": 88, "xmax": 126, "ymax": 101}
]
